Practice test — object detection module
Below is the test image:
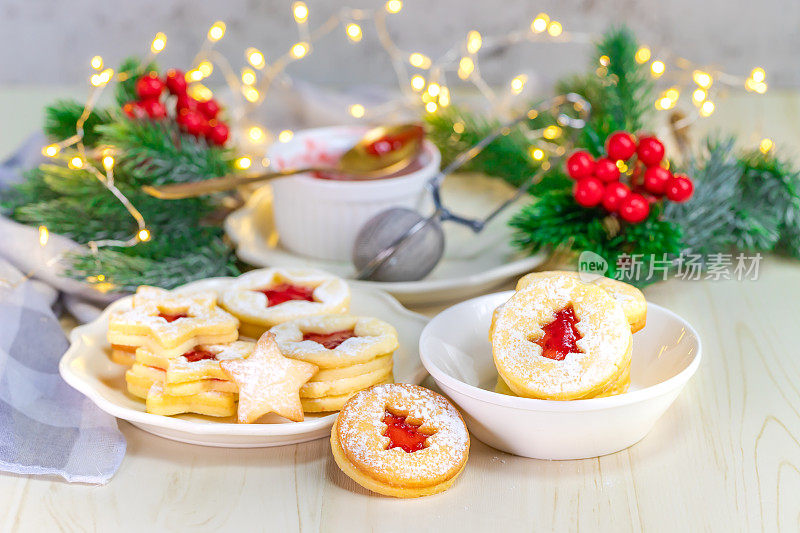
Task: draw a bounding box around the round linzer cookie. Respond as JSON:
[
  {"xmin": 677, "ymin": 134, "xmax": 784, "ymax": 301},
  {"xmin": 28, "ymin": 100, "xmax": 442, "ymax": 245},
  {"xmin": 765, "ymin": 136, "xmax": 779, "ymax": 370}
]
[
  {"xmin": 220, "ymin": 268, "xmax": 350, "ymax": 339},
  {"xmin": 492, "ymin": 275, "xmax": 632, "ymax": 400},
  {"xmin": 331, "ymin": 383, "xmax": 470, "ymax": 498},
  {"xmin": 516, "ymin": 271, "xmax": 647, "ymax": 333},
  {"xmin": 270, "ymin": 314, "xmax": 398, "ymax": 369}
]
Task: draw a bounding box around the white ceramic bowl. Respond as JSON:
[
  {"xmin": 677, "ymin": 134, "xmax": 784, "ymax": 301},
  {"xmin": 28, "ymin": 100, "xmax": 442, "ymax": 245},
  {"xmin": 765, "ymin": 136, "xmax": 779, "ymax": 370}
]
[
  {"xmin": 419, "ymin": 291, "xmax": 701, "ymax": 460},
  {"xmin": 266, "ymin": 125, "xmax": 441, "ymax": 261}
]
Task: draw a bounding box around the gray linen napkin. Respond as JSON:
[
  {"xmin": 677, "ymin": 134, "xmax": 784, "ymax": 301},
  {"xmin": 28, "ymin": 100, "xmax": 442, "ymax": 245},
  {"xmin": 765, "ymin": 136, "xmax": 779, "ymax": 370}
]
[{"xmin": 0, "ymin": 260, "xmax": 126, "ymax": 483}]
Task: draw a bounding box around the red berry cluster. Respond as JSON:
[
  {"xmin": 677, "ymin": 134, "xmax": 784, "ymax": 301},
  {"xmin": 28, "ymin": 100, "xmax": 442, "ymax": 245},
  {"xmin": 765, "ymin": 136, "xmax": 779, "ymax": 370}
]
[
  {"xmin": 565, "ymin": 131, "xmax": 694, "ymax": 224},
  {"xmin": 123, "ymin": 69, "xmax": 230, "ymax": 146}
]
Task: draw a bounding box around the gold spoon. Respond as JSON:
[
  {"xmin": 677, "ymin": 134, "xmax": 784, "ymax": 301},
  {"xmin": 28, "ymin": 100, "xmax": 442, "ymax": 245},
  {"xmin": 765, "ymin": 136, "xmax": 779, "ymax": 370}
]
[{"xmin": 142, "ymin": 123, "xmax": 425, "ymax": 200}]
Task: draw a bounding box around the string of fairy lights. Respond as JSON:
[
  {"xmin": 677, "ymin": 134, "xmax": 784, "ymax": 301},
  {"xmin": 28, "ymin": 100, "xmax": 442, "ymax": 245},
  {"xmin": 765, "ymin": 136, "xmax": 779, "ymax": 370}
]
[{"xmin": 31, "ymin": 1, "xmax": 771, "ymax": 289}]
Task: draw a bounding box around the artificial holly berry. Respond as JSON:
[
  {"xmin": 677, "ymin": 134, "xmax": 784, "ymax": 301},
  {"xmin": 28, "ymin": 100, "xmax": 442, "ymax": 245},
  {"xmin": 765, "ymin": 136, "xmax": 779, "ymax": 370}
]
[
  {"xmin": 205, "ymin": 121, "xmax": 230, "ymax": 146},
  {"xmin": 573, "ymin": 177, "xmax": 605, "ymax": 207},
  {"xmin": 175, "ymin": 94, "xmax": 199, "ymax": 112},
  {"xmin": 618, "ymin": 193, "xmax": 650, "ymax": 223},
  {"xmin": 594, "ymin": 157, "xmax": 621, "ymax": 182},
  {"xmin": 643, "ymin": 166, "xmax": 672, "ymax": 195},
  {"xmin": 666, "ymin": 174, "xmax": 694, "ymax": 202},
  {"xmin": 196, "ymin": 99, "xmax": 220, "ymax": 120},
  {"xmin": 601, "ymin": 181, "xmax": 631, "ymax": 212},
  {"xmin": 177, "ymin": 110, "xmax": 206, "ymax": 137},
  {"xmin": 165, "ymin": 69, "xmax": 187, "ymax": 95},
  {"xmin": 140, "ymin": 99, "xmax": 167, "ymax": 119},
  {"xmin": 606, "ymin": 131, "xmax": 637, "ymax": 161},
  {"xmin": 637, "ymin": 135, "xmax": 665, "ymax": 167},
  {"xmin": 566, "ymin": 151, "xmax": 595, "ymax": 180},
  {"xmin": 135, "ymin": 72, "xmax": 164, "ymax": 101}
]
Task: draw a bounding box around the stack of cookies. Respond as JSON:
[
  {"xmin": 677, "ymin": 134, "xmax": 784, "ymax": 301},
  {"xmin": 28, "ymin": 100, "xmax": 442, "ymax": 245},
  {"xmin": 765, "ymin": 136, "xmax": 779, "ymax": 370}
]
[
  {"xmin": 490, "ymin": 271, "xmax": 646, "ymax": 401},
  {"xmin": 108, "ymin": 286, "xmax": 242, "ymax": 416},
  {"xmin": 271, "ymin": 314, "xmax": 398, "ymax": 412},
  {"xmin": 126, "ymin": 341, "xmax": 255, "ymax": 417},
  {"xmin": 108, "ymin": 268, "xmax": 401, "ymax": 421}
]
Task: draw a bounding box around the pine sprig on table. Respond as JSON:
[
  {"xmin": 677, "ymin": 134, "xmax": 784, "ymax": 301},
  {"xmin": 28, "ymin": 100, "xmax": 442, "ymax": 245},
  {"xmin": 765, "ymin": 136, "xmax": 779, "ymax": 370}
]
[
  {"xmin": 0, "ymin": 57, "xmax": 239, "ymax": 292},
  {"xmin": 664, "ymin": 139, "xmax": 741, "ymax": 257},
  {"xmin": 556, "ymin": 26, "xmax": 655, "ymax": 155},
  {"xmin": 98, "ymin": 119, "xmax": 232, "ymax": 186},
  {"xmin": 66, "ymin": 227, "xmax": 238, "ymax": 292},
  {"xmin": 736, "ymin": 149, "xmax": 800, "ymax": 256},
  {"xmin": 44, "ymin": 100, "xmax": 113, "ymax": 147},
  {"xmin": 424, "ymin": 106, "xmax": 558, "ymax": 190},
  {"xmin": 509, "ymin": 191, "xmax": 683, "ymax": 282}
]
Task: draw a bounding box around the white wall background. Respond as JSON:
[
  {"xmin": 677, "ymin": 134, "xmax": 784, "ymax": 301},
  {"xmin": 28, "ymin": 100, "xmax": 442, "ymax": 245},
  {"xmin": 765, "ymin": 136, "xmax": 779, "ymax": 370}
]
[{"xmin": 1, "ymin": 0, "xmax": 797, "ymax": 89}]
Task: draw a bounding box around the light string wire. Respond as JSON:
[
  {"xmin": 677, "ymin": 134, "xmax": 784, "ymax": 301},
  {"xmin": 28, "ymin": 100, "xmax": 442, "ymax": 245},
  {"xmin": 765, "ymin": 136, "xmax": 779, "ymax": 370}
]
[{"xmin": 29, "ymin": 3, "xmax": 769, "ymax": 291}]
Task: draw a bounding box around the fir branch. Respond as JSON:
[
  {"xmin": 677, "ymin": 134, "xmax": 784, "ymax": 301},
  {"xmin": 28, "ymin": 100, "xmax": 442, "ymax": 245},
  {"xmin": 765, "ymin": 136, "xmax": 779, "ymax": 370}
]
[
  {"xmin": 555, "ymin": 26, "xmax": 655, "ymax": 154},
  {"xmin": 737, "ymin": 149, "xmax": 800, "ymax": 257},
  {"xmin": 424, "ymin": 106, "xmax": 568, "ymax": 191},
  {"xmin": 510, "ymin": 190, "xmax": 682, "ymax": 284},
  {"xmin": 115, "ymin": 57, "xmax": 157, "ymax": 106},
  {"xmin": 44, "ymin": 100, "xmax": 113, "ymax": 147},
  {"xmin": 664, "ymin": 138, "xmax": 740, "ymax": 256},
  {"xmin": 98, "ymin": 119, "xmax": 233, "ymax": 186},
  {"xmin": 66, "ymin": 227, "xmax": 238, "ymax": 292},
  {"xmin": 593, "ymin": 26, "xmax": 654, "ymax": 134}
]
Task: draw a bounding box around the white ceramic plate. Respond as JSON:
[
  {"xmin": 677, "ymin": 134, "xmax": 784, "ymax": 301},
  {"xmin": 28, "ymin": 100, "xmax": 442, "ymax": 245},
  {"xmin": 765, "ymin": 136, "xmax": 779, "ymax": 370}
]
[
  {"xmin": 419, "ymin": 291, "xmax": 701, "ymax": 460},
  {"xmin": 224, "ymin": 173, "xmax": 546, "ymax": 306},
  {"xmin": 59, "ymin": 277, "xmax": 428, "ymax": 448}
]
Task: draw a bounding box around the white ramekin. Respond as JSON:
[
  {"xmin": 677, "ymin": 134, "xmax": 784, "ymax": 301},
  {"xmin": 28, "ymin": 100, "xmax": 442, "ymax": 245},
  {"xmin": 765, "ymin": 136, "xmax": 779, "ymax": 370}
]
[{"xmin": 265, "ymin": 126, "xmax": 441, "ymax": 261}]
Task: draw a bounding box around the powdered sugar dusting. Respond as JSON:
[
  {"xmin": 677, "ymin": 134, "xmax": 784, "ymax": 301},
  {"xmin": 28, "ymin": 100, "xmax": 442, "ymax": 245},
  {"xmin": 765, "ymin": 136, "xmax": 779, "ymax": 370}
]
[
  {"xmin": 271, "ymin": 315, "xmax": 398, "ymax": 368},
  {"xmin": 220, "ymin": 268, "xmax": 350, "ymax": 327},
  {"xmin": 516, "ymin": 271, "xmax": 646, "ymax": 329},
  {"xmin": 493, "ymin": 276, "xmax": 631, "ymax": 399},
  {"xmin": 108, "ymin": 286, "xmax": 239, "ymax": 347},
  {"xmin": 336, "ymin": 383, "xmax": 469, "ymax": 487},
  {"xmin": 220, "ymin": 333, "xmax": 317, "ymax": 423}
]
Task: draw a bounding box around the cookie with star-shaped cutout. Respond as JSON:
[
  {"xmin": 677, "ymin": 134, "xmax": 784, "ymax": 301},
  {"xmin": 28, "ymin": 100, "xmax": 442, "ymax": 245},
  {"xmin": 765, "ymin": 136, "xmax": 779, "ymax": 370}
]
[{"xmin": 108, "ymin": 286, "xmax": 239, "ymax": 363}]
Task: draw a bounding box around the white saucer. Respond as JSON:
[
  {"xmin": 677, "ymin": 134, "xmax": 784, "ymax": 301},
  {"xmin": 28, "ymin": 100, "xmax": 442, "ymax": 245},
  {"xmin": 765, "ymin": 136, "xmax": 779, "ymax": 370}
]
[
  {"xmin": 59, "ymin": 276, "xmax": 428, "ymax": 448},
  {"xmin": 419, "ymin": 291, "xmax": 701, "ymax": 460},
  {"xmin": 224, "ymin": 173, "xmax": 546, "ymax": 306}
]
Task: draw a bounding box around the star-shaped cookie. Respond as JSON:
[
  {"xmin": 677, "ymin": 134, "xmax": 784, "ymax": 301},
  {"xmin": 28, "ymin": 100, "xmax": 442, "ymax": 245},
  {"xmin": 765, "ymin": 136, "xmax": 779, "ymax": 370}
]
[
  {"xmin": 220, "ymin": 332, "xmax": 318, "ymax": 423},
  {"xmin": 108, "ymin": 286, "xmax": 239, "ymax": 357}
]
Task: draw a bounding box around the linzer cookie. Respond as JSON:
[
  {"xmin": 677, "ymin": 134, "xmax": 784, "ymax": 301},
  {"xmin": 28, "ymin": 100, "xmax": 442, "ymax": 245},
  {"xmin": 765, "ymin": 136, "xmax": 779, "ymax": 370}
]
[
  {"xmin": 331, "ymin": 383, "xmax": 470, "ymax": 498},
  {"xmin": 124, "ymin": 341, "xmax": 255, "ymax": 401},
  {"xmin": 108, "ymin": 286, "xmax": 239, "ymax": 364},
  {"xmin": 491, "ymin": 274, "xmax": 632, "ymax": 400},
  {"xmin": 145, "ymin": 382, "xmax": 236, "ymax": 418},
  {"xmin": 220, "ymin": 268, "xmax": 350, "ymax": 338},
  {"xmin": 516, "ymin": 271, "xmax": 647, "ymax": 333},
  {"xmin": 271, "ymin": 314, "xmax": 398, "ymax": 412}
]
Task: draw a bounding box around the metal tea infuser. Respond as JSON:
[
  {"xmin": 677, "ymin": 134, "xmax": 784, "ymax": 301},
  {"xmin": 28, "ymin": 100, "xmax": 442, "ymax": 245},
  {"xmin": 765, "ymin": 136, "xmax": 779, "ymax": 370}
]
[{"xmin": 352, "ymin": 93, "xmax": 591, "ymax": 282}]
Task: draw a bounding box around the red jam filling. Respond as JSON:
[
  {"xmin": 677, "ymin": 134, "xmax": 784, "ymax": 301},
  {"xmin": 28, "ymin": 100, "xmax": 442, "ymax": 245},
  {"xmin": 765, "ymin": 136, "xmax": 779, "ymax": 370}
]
[
  {"xmin": 533, "ymin": 306, "xmax": 583, "ymax": 361},
  {"xmin": 302, "ymin": 329, "xmax": 356, "ymax": 350},
  {"xmin": 158, "ymin": 312, "xmax": 188, "ymax": 322},
  {"xmin": 255, "ymin": 283, "xmax": 315, "ymax": 307},
  {"xmin": 182, "ymin": 349, "xmax": 217, "ymax": 362},
  {"xmin": 364, "ymin": 125, "xmax": 424, "ymax": 157},
  {"xmin": 382, "ymin": 411, "xmax": 429, "ymax": 453}
]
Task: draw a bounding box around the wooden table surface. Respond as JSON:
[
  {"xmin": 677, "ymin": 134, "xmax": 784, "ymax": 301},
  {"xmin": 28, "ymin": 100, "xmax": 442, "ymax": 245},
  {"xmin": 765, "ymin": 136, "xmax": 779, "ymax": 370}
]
[{"xmin": 2, "ymin": 89, "xmax": 799, "ymax": 532}]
